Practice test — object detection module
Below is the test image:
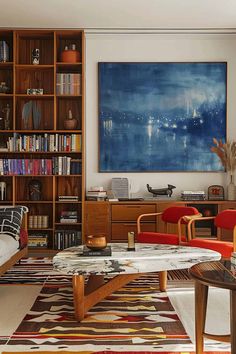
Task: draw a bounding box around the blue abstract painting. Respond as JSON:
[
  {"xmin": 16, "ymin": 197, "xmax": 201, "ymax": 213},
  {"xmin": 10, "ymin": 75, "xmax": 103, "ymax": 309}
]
[{"xmin": 98, "ymin": 62, "xmax": 227, "ymax": 172}]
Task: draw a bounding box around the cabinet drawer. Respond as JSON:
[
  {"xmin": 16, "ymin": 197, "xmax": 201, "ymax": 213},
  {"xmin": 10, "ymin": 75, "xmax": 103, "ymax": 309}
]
[
  {"xmin": 112, "ymin": 204, "xmax": 156, "ymax": 221},
  {"xmin": 111, "ymin": 222, "xmax": 156, "ymax": 241}
]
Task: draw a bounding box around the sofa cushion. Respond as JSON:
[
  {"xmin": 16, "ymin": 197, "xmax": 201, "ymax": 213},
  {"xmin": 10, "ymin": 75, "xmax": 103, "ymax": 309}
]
[{"xmin": 0, "ymin": 206, "xmax": 28, "ymax": 241}]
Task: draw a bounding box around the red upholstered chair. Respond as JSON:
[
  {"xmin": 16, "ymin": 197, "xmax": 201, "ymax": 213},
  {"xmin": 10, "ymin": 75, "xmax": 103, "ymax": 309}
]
[
  {"xmin": 137, "ymin": 206, "xmax": 201, "ymax": 291},
  {"xmin": 137, "ymin": 206, "xmax": 201, "ymax": 245},
  {"xmin": 185, "ymin": 209, "xmax": 236, "ymax": 258}
]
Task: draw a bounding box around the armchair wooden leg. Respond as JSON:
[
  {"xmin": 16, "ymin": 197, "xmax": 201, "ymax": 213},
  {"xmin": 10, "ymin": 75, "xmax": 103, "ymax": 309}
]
[{"xmin": 159, "ymin": 270, "xmax": 167, "ymax": 291}]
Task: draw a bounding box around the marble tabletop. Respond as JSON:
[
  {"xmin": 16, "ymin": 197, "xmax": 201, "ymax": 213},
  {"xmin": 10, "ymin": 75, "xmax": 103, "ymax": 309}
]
[{"xmin": 53, "ymin": 243, "xmax": 221, "ymax": 276}]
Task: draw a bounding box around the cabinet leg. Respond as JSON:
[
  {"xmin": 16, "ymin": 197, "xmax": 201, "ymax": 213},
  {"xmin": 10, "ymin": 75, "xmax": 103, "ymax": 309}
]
[{"xmin": 159, "ymin": 270, "xmax": 167, "ymax": 291}]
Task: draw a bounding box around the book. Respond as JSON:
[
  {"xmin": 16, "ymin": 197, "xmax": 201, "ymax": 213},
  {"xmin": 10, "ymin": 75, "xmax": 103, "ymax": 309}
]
[{"xmin": 82, "ymin": 245, "xmax": 112, "ymax": 257}]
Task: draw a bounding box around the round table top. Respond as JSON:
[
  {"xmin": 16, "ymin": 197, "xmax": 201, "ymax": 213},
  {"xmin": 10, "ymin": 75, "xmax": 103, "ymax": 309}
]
[
  {"xmin": 189, "ymin": 260, "xmax": 236, "ymax": 290},
  {"xmin": 53, "ymin": 243, "xmax": 221, "ymax": 276}
]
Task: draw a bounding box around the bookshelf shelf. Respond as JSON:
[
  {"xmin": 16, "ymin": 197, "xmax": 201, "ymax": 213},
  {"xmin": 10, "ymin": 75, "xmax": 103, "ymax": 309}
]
[{"xmin": 0, "ymin": 29, "xmax": 84, "ymax": 252}]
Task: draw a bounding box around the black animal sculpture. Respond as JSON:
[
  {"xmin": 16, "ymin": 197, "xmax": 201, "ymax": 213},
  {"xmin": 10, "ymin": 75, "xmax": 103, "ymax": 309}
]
[{"xmin": 147, "ymin": 184, "xmax": 176, "ymax": 197}]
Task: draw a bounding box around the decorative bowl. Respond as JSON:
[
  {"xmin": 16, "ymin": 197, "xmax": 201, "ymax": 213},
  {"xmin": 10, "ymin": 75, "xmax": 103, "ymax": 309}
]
[{"xmin": 86, "ymin": 234, "xmax": 107, "ymax": 250}]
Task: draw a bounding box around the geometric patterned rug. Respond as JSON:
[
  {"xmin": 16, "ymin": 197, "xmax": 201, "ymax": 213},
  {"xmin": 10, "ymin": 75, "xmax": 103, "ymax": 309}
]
[
  {"xmin": 0, "ymin": 258, "xmax": 230, "ymax": 353},
  {"xmin": 2, "ymin": 273, "xmax": 193, "ymax": 353}
]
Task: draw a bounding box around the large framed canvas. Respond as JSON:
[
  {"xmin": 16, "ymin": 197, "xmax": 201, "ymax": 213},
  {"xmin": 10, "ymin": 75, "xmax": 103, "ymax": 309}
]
[{"xmin": 98, "ymin": 62, "xmax": 227, "ymax": 172}]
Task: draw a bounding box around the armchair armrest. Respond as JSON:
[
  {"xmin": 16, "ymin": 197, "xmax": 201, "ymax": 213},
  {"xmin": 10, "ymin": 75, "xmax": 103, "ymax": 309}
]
[
  {"xmin": 185, "ymin": 215, "xmax": 216, "ymax": 242},
  {"xmin": 137, "ymin": 212, "xmax": 162, "ymax": 234}
]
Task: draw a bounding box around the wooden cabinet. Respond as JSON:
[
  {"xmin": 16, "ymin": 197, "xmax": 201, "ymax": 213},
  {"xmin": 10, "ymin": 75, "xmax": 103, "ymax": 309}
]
[
  {"xmin": 85, "ymin": 200, "xmax": 236, "ymax": 243},
  {"xmin": 111, "ymin": 204, "xmax": 156, "ymax": 242},
  {"xmin": 84, "ymin": 202, "xmax": 110, "ymax": 239},
  {"xmin": 0, "ymin": 29, "xmax": 84, "ymax": 253}
]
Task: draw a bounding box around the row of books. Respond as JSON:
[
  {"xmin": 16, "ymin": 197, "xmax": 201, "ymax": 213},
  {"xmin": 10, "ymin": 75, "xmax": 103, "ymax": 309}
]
[
  {"xmin": 5, "ymin": 133, "xmax": 81, "ymax": 152},
  {"xmin": 28, "ymin": 233, "xmax": 48, "ymax": 248},
  {"xmin": 0, "ymin": 157, "xmax": 82, "ymax": 175},
  {"xmin": 54, "ymin": 230, "xmax": 82, "ymax": 250},
  {"xmin": 56, "ymin": 73, "xmax": 81, "ymax": 95}
]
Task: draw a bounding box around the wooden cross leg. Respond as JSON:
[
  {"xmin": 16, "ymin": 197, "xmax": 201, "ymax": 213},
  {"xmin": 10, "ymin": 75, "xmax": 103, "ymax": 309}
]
[{"xmin": 72, "ymin": 273, "xmax": 141, "ymax": 321}]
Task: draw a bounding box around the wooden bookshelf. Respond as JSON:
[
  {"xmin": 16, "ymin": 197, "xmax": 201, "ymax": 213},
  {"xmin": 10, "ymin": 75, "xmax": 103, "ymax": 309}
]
[{"xmin": 0, "ymin": 29, "xmax": 85, "ymax": 253}]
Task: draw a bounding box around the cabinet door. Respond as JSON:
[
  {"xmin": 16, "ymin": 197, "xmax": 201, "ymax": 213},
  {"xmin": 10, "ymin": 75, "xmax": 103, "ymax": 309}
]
[
  {"xmin": 112, "ymin": 204, "xmax": 156, "ymax": 221},
  {"xmin": 84, "ymin": 202, "xmax": 110, "ymax": 240},
  {"xmin": 111, "ymin": 222, "xmax": 156, "ymax": 241}
]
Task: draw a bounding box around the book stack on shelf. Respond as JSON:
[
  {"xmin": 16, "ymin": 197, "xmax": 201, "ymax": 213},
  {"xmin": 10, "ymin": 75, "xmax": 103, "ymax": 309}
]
[
  {"xmin": 28, "ymin": 233, "xmax": 48, "ymax": 248},
  {"xmin": 58, "ymin": 195, "xmax": 79, "ymax": 202},
  {"xmin": 86, "ymin": 190, "xmax": 107, "ymax": 201},
  {"xmin": 181, "ymin": 190, "xmax": 206, "ymax": 201},
  {"xmin": 60, "ymin": 210, "xmax": 78, "ymax": 223},
  {"xmin": 54, "ymin": 230, "xmax": 82, "ymax": 250}
]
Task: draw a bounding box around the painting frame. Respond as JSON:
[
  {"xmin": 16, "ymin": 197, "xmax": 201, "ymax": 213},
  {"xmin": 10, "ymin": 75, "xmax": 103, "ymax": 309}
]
[{"xmin": 98, "ymin": 62, "xmax": 227, "ymax": 172}]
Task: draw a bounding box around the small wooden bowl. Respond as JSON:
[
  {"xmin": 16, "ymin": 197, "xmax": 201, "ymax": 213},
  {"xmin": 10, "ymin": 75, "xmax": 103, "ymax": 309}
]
[{"xmin": 86, "ymin": 234, "xmax": 107, "ymax": 250}]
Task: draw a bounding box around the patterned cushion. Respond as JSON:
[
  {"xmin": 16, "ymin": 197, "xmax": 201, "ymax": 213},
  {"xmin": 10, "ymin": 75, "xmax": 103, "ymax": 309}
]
[{"xmin": 0, "ymin": 206, "xmax": 28, "ymax": 241}]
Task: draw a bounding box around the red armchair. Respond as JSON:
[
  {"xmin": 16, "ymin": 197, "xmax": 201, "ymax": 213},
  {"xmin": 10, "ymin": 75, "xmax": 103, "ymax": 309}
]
[
  {"xmin": 136, "ymin": 206, "xmax": 201, "ymax": 291},
  {"xmin": 185, "ymin": 209, "xmax": 236, "ymax": 258},
  {"xmin": 137, "ymin": 206, "xmax": 201, "ymax": 245}
]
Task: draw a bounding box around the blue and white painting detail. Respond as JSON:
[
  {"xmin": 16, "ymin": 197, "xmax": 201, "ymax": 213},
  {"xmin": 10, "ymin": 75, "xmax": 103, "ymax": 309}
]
[{"xmin": 99, "ymin": 62, "xmax": 226, "ymax": 172}]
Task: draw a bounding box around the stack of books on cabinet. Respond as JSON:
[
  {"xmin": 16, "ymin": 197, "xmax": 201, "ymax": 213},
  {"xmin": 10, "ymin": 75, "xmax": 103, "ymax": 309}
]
[{"xmin": 0, "ymin": 29, "xmax": 84, "ymax": 253}]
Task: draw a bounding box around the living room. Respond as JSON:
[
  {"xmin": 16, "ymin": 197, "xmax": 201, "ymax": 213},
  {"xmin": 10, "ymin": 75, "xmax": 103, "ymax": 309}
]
[{"xmin": 0, "ymin": 0, "xmax": 236, "ymax": 353}]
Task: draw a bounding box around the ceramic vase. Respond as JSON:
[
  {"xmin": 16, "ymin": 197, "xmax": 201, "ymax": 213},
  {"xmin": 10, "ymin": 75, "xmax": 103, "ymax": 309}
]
[{"xmin": 227, "ymin": 174, "xmax": 235, "ymax": 200}]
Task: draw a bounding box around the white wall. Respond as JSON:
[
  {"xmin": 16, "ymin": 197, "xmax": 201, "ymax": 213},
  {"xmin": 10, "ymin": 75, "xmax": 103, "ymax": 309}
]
[{"xmin": 85, "ymin": 33, "xmax": 236, "ymax": 198}]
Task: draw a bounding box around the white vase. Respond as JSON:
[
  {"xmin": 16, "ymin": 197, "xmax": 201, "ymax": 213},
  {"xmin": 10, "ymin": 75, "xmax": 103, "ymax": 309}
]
[{"xmin": 227, "ymin": 174, "xmax": 235, "ymax": 200}]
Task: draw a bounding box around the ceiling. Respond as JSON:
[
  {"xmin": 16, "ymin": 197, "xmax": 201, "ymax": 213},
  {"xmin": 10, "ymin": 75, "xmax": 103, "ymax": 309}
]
[{"xmin": 0, "ymin": 0, "xmax": 236, "ymax": 30}]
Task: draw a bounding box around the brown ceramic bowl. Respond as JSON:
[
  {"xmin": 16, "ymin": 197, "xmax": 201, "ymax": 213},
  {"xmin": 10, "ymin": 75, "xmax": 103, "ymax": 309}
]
[{"xmin": 86, "ymin": 234, "xmax": 107, "ymax": 250}]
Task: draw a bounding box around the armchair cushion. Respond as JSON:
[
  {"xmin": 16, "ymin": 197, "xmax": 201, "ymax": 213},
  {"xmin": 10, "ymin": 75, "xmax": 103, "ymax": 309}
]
[
  {"xmin": 137, "ymin": 232, "xmax": 187, "ymax": 245},
  {"xmin": 189, "ymin": 238, "xmax": 233, "ymax": 258}
]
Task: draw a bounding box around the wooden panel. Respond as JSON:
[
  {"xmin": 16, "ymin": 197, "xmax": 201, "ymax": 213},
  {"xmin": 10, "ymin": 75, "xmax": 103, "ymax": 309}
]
[
  {"xmin": 57, "ymin": 97, "xmax": 82, "ymax": 130},
  {"xmin": 15, "ymin": 68, "xmax": 54, "ymax": 94},
  {"xmin": 111, "ymin": 222, "xmax": 156, "ymax": 241},
  {"xmin": 112, "ymin": 204, "xmax": 156, "ymax": 221},
  {"xmin": 56, "ymin": 176, "xmax": 82, "ymax": 200},
  {"xmin": 0, "ymin": 98, "xmax": 13, "ymax": 129},
  {"xmin": 16, "ymin": 33, "xmax": 54, "ymax": 65},
  {"xmin": 15, "ymin": 176, "xmax": 53, "ymax": 201},
  {"xmin": 84, "ymin": 202, "xmax": 110, "ymax": 240},
  {"xmin": 15, "ymin": 97, "xmax": 54, "ymax": 130}
]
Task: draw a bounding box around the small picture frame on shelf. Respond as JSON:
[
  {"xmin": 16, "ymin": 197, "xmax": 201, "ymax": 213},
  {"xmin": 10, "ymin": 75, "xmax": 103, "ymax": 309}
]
[{"xmin": 208, "ymin": 185, "xmax": 224, "ymax": 200}]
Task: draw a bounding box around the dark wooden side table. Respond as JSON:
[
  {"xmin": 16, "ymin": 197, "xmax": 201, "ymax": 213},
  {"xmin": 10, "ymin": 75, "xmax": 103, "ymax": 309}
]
[{"xmin": 189, "ymin": 260, "xmax": 236, "ymax": 354}]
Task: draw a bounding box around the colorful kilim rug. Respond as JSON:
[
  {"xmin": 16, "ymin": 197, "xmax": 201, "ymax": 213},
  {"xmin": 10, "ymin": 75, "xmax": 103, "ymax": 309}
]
[
  {"xmin": 0, "ymin": 258, "xmax": 230, "ymax": 353},
  {"xmin": 0, "ymin": 270, "xmax": 230, "ymax": 353},
  {"xmin": 1, "ymin": 273, "xmax": 192, "ymax": 353}
]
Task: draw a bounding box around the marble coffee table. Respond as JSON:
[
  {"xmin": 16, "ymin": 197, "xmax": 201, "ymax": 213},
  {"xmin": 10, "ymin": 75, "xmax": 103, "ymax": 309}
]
[{"xmin": 53, "ymin": 243, "xmax": 221, "ymax": 321}]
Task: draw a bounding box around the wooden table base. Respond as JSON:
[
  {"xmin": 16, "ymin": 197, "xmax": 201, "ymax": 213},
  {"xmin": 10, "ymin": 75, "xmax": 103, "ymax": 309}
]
[
  {"xmin": 72, "ymin": 270, "xmax": 167, "ymax": 321},
  {"xmin": 73, "ymin": 273, "xmax": 142, "ymax": 321}
]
